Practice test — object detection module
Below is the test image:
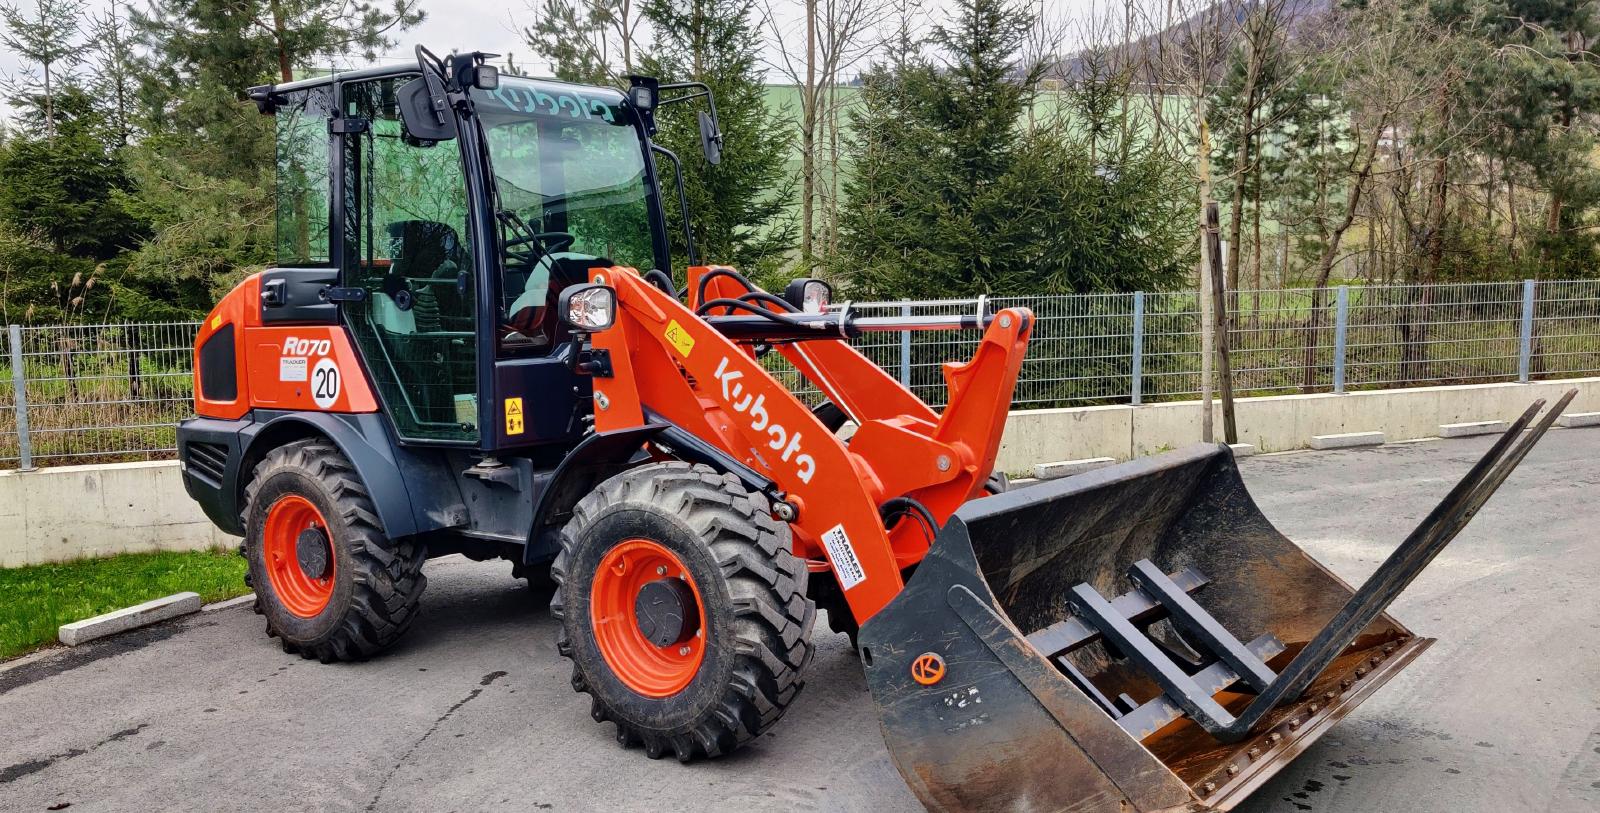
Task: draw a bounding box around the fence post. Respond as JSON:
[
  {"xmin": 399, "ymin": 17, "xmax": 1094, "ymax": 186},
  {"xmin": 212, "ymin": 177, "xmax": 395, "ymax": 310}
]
[
  {"xmin": 1518, "ymin": 279, "xmax": 1536, "ymax": 383},
  {"xmin": 899, "ymin": 300, "xmax": 912, "ymax": 386},
  {"xmin": 1333, "ymin": 286, "xmax": 1349, "ymax": 394},
  {"xmin": 8, "ymin": 324, "xmax": 34, "ymax": 471},
  {"xmin": 1131, "ymin": 291, "xmax": 1145, "ymax": 405}
]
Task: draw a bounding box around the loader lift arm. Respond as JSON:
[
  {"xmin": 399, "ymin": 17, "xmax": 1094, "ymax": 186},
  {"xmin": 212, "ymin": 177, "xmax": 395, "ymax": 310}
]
[{"xmin": 577, "ymin": 265, "xmax": 1031, "ymax": 624}]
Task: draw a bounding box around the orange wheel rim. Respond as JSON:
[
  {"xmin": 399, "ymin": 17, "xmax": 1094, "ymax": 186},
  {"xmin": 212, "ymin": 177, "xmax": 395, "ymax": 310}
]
[
  {"xmin": 590, "ymin": 538, "xmax": 707, "ymax": 698},
  {"xmin": 262, "ymin": 495, "xmax": 335, "ymax": 618}
]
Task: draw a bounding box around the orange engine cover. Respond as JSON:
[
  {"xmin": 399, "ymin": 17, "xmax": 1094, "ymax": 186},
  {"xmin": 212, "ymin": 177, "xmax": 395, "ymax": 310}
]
[{"xmin": 193, "ymin": 273, "xmax": 378, "ymax": 420}]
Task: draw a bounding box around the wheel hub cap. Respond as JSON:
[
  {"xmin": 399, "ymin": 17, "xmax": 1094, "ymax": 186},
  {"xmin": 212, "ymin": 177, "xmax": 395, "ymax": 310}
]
[
  {"xmin": 296, "ymin": 527, "xmax": 331, "ymax": 580},
  {"xmin": 634, "ymin": 578, "xmax": 700, "ymax": 647}
]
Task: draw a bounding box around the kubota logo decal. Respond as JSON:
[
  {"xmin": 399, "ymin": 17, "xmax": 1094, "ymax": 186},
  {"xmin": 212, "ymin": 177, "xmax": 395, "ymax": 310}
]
[
  {"xmin": 712, "ymin": 356, "xmax": 816, "ymax": 483},
  {"xmin": 281, "ymin": 337, "xmax": 332, "ymax": 357}
]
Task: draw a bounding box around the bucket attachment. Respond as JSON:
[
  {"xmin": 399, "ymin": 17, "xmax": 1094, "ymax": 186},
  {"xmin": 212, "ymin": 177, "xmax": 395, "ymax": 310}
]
[{"xmin": 859, "ymin": 393, "xmax": 1573, "ymax": 812}]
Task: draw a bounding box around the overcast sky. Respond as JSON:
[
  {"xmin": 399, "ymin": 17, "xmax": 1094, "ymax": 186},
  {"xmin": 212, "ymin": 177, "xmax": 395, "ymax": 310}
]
[{"xmin": 0, "ymin": 0, "xmax": 1107, "ymax": 122}]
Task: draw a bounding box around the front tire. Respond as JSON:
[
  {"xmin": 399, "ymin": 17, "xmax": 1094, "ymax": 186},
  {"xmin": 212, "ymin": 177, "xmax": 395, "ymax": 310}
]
[
  {"xmin": 242, "ymin": 439, "xmax": 427, "ymax": 662},
  {"xmin": 551, "ymin": 462, "xmax": 816, "ymax": 761}
]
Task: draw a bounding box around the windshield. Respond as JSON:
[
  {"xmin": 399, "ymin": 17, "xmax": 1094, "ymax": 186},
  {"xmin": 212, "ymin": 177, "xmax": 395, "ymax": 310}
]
[{"xmin": 471, "ymin": 77, "xmax": 657, "ymax": 351}]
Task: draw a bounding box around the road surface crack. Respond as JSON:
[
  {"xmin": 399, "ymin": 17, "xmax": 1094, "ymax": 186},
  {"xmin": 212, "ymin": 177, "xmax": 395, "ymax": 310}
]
[{"xmin": 365, "ymin": 672, "xmax": 507, "ymax": 811}]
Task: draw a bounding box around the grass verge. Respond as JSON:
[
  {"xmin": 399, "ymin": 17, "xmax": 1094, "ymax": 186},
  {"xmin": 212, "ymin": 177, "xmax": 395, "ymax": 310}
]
[{"xmin": 0, "ymin": 549, "xmax": 248, "ymax": 660}]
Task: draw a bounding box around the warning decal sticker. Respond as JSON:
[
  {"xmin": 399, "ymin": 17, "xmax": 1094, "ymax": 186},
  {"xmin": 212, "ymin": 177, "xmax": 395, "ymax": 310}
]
[
  {"xmin": 821, "ymin": 524, "xmax": 867, "ymax": 590},
  {"xmin": 664, "ymin": 319, "xmax": 696, "ymax": 358},
  {"xmin": 505, "ymin": 397, "xmax": 525, "ymax": 435}
]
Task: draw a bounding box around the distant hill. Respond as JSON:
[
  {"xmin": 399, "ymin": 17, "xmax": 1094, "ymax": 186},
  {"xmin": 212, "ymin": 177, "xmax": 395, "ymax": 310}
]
[{"xmin": 1040, "ymin": 0, "xmax": 1337, "ymax": 86}]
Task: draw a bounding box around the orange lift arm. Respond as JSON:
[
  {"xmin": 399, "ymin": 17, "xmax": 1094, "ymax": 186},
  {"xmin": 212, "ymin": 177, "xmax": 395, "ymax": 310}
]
[{"xmin": 584, "ymin": 266, "xmax": 1032, "ymax": 623}]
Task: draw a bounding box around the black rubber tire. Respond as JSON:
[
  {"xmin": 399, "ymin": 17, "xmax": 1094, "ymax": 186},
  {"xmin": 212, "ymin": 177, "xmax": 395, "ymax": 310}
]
[
  {"xmin": 242, "ymin": 439, "xmax": 427, "ymax": 662},
  {"xmin": 551, "ymin": 462, "xmax": 816, "ymax": 761}
]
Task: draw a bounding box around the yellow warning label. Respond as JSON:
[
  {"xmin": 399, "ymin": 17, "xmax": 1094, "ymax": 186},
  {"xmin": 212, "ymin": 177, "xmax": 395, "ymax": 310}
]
[
  {"xmin": 210, "ymin": 314, "xmax": 222, "ymax": 329},
  {"xmin": 664, "ymin": 319, "xmax": 695, "ymax": 358},
  {"xmin": 505, "ymin": 397, "xmax": 525, "ymax": 435}
]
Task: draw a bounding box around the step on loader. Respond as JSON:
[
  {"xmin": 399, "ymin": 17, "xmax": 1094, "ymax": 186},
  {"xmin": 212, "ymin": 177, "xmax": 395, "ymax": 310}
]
[{"xmin": 177, "ymin": 46, "xmax": 1569, "ymax": 811}]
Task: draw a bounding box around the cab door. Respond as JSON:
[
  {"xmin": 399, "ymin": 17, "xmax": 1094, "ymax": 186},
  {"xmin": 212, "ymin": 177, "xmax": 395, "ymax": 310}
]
[{"xmin": 337, "ymin": 75, "xmax": 483, "ymax": 444}]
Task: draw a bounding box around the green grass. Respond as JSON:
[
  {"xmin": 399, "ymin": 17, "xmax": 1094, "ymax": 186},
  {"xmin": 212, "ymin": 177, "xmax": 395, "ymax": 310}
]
[{"xmin": 0, "ymin": 549, "xmax": 249, "ymax": 660}]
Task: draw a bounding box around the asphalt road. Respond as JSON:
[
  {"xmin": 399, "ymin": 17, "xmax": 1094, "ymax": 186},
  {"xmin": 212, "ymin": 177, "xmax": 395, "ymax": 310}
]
[{"xmin": 3, "ymin": 431, "xmax": 1598, "ymax": 813}]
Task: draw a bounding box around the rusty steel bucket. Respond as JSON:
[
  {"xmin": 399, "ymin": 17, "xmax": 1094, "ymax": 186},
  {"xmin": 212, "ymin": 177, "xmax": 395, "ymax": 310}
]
[{"xmin": 858, "ymin": 395, "xmax": 1571, "ymax": 812}]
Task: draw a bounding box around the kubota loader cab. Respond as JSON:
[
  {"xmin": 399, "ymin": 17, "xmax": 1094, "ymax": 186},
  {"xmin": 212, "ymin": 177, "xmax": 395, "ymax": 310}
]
[{"xmin": 178, "ymin": 46, "xmax": 1568, "ymax": 811}]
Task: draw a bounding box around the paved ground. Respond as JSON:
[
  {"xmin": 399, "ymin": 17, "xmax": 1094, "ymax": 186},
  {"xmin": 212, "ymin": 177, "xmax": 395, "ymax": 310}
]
[{"xmin": 3, "ymin": 430, "xmax": 1598, "ymax": 812}]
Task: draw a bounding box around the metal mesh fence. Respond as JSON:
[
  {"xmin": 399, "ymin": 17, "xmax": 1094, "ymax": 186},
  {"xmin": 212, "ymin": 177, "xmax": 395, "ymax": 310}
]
[
  {"xmin": 1, "ymin": 323, "xmax": 198, "ymax": 467},
  {"xmin": 4, "ymin": 279, "xmax": 1599, "ymax": 469}
]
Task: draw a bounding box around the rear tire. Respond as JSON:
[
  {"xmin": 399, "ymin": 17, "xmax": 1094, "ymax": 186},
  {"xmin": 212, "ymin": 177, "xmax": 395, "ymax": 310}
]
[
  {"xmin": 242, "ymin": 439, "xmax": 427, "ymax": 662},
  {"xmin": 551, "ymin": 462, "xmax": 815, "ymax": 761}
]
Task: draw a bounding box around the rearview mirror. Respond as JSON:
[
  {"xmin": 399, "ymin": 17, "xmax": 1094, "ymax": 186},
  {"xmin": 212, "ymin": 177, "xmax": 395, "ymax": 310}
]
[
  {"xmin": 397, "ymin": 77, "xmax": 457, "ymax": 142},
  {"xmin": 698, "ymin": 110, "xmax": 723, "ymax": 166}
]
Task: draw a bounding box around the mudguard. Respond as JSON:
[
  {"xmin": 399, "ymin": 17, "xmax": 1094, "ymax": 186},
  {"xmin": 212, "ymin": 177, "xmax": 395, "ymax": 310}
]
[{"xmin": 240, "ymin": 410, "xmax": 467, "ymax": 539}]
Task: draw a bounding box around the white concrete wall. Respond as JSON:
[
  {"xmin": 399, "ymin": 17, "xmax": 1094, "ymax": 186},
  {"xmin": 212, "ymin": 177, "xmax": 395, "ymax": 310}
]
[
  {"xmin": 3, "ymin": 376, "xmax": 1596, "ymax": 566},
  {"xmin": 994, "ymin": 376, "xmax": 1600, "ymax": 474},
  {"xmin": 0, "ymin": 460, "xmax": 234, "ymax": 567}
]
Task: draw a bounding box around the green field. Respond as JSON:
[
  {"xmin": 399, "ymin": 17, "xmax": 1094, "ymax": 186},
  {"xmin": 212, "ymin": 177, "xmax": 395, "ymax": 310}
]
[{"xmin": 0, "ymin": 549, "xmax": 249, "ymax": 659}]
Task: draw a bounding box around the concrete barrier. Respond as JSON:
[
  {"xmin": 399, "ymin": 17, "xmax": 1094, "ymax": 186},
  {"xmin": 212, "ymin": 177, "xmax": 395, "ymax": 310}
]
[
  {"xmin": 994, "ymin": 376, "xmax": 1600, "ymax": 474},
  {"xmin": 0, "ymin": 460, "xmax": 234, "ymax": 568},
  {"xmin": 2, "ymin": 376, "xmax": 1596, "ymax": 566}
]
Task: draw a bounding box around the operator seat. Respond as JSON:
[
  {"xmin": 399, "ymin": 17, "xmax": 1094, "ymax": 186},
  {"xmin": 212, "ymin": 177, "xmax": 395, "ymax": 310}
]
[{"xmin": 385, "ymin": 220, "xmax": 468, "ymax": 333}]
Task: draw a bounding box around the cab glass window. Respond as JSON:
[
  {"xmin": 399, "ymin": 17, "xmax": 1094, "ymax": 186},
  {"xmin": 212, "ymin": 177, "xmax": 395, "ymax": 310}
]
[
  {"xmin": 341, "ymin": 75, "xmax": 480, "ymax": 443},
  {"xmin": 471, "ymin": 78, "xmax": 657, "ymax": 353},
  {"xmin": 275, "ymin": 87, "xmax": 333, "ymax": 265}
]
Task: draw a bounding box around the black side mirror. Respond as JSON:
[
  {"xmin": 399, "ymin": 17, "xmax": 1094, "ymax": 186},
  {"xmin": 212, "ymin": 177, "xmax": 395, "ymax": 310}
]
[
  {"xmin": 397, "ymin": 76, "xmax": 457, "ymax": 142},
  {"xmin": 698, "ymin": 110, "xmax": 723, "ymax": 166}
]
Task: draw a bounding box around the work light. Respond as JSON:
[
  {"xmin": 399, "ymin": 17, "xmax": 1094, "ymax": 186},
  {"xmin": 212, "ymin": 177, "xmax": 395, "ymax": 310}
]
[
  {"xmin": 784, "ymin": 278, "xmax": 832, "ymax": 313},
  {"xmin": 561, "ymin": 284, "xmax": 617, "ymax": 331}
]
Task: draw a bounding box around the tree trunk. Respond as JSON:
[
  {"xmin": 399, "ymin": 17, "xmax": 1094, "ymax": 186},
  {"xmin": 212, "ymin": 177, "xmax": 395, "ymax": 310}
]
[
  {"xmin": 271, "ymin": 0, "xmax": 293, "ymax": 82},
  {"xmin": 1302, "ymin": 119, "xmax": 1383, "ymax": 391},
  {"xmin": 799, "ymin": 0, "xmax": 817, "ymax": 269}
]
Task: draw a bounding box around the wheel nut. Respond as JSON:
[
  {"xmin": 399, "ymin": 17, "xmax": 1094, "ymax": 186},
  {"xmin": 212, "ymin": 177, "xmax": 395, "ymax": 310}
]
[
  {"xmin": 1226, "ymin": 764, "xmax": 1239, "ymax": 776},
  {"xmin": 678, "ymin": 646, "xmax": 691, "ymax": 656},
  {"xmin": 1202, "ymin": 781, "xmax": 1217, "ymax": 794},
  {"xmin": 1268, "ymin": 733, "xmax": 1282, "ymax": 744},
  {"xmin": 1289, "ymin": 719, "xmax": 1301, "ymax": 730},
  {"xmin": 1324, "ymin": 690, "xmax": 1336, "ymax": 700},
  {"xmin": 657, "ymin": 566, "xmax": 667, "ymax": 575},
  {"xmin": 1247, "ymin": 747, "xmax": 1261, "ymax": 759},
  {"xmin": 1355, "ymin": 667, "xmax": 1367, "ymax": 678}
]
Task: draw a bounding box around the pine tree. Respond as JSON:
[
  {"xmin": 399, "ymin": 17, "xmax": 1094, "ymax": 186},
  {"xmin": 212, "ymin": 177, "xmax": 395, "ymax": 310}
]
[
  {"xmin": 639, "ymin": 0, "xmax": 796, "ymax": 279},
  {"xmin": 0, "ymin": 88, "xmax": 148, "ymax": 259},
  {"xmin": 0, "ymin": 0, "xmax": 86, "ymax": 137},
  {"xmin": 835, "ymin": 0, "xmax": 1191, "ymax": 298},
  {"xmin": 122, "ymin": 0, "xmax": 425, "ymax": 304}
]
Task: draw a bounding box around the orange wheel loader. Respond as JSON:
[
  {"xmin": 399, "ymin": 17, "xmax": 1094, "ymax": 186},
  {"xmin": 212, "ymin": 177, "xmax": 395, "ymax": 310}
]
[{"xmin": 175, "ymin": 47, "xmax": 1570, "ymax": 811}]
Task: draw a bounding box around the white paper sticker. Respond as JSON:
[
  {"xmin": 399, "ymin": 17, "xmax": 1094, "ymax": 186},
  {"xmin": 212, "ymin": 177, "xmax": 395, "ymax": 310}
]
[
  {"xmin": 279, "ymin": 356, "xmax": 308, "ymax": 382},
  {"xmin": 311, "ymin": 358, "xmax": 341, "ymax": 409},
  {"xmin": 821, "ymin": 523, "xmax": 867, "ymax": 590}
]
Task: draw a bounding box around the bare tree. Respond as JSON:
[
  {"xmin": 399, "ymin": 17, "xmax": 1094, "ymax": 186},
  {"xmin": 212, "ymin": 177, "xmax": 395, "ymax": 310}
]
[{"xmin": 763, "ymin": 0, "xmax": 896, "ymax": 270}]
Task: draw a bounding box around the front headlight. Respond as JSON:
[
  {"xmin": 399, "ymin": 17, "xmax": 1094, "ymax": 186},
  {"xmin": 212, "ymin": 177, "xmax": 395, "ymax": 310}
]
[
  {"xmin": 784, "ymin": 278, "xmax": 832, "ymax": 314},
  {"xmin": 559, "ymin": 284, "xmax": 617, "ymax": 331}
]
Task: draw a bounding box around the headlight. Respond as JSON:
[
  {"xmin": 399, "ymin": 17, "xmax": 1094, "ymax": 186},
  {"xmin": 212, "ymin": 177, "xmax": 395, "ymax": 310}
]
[
  {"xmin": 784, "ymin": 278, "xmax": 832, "ymax": 314},
  {"xmin": 559, "ymin": 284, "xmax": 616, "ymax": 331}
]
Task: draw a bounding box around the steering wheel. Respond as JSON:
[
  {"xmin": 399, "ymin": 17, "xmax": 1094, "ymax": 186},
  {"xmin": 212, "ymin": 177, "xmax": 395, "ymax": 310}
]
[{"xmin": 504, "ymin": 231, "xmax": 576, "ymax": 254}]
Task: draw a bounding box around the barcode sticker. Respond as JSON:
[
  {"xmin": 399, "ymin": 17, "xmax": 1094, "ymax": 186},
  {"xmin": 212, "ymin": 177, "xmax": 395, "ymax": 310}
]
[{"xmin": 821, "ymin": 524, "xmax": 867, "ymax": 590}]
